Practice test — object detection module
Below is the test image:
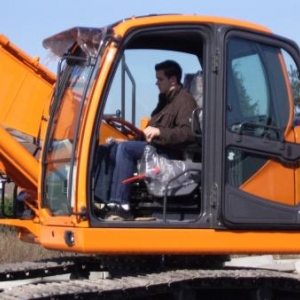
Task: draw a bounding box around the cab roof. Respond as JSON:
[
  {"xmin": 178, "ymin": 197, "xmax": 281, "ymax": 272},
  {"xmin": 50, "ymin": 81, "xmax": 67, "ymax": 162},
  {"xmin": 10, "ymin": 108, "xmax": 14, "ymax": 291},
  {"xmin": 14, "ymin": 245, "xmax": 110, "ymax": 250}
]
[{"xmin": 43, "ymin": 14, "xmax": 271, "ymax": 57}]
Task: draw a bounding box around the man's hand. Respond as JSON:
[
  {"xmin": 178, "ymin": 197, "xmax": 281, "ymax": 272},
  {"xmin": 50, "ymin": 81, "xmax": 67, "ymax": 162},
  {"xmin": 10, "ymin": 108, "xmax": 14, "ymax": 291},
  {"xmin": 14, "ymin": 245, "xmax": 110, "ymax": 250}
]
[
  {"xmin": 143, "ymin": 126, "xmax": 160, "ymax": 142},
  {"xmin": 106, "ymin": 137, "xmax": 126, "ymax": 144}
]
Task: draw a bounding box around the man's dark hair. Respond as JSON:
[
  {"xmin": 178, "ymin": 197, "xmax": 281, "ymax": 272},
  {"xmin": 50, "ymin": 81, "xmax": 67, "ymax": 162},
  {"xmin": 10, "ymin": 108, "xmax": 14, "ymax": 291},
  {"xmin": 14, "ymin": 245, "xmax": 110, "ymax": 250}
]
[{"xmin": 155, "ymin": 60, "xmax": 182, "ymax": 84}]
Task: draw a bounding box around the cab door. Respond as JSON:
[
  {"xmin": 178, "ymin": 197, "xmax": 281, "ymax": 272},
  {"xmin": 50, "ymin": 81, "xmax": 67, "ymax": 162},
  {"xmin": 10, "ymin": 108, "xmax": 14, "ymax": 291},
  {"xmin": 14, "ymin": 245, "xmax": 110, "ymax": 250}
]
[{"xmin": 222, "ymin": 31, "xmax": 300, "ymax": 227}]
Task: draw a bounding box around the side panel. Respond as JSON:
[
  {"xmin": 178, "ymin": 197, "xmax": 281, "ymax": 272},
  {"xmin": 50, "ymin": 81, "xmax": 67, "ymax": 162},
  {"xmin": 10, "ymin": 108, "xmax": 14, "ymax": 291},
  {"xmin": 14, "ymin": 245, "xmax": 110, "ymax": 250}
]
[{"xmin": 37, "ymin": 226, "xmax": 300, "ymax": 254}]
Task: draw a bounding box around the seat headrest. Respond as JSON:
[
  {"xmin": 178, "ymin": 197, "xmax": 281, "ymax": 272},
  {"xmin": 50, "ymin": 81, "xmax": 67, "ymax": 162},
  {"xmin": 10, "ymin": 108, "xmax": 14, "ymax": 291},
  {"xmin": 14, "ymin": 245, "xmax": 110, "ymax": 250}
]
[{"xmin": 183, "ymin": 71, "xmax": 203, "ymax": 108}]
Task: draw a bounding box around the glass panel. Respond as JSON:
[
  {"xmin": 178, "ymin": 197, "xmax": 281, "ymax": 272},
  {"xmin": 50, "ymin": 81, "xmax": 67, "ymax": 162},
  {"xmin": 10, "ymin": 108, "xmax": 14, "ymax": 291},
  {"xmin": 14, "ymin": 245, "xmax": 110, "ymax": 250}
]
[
  {"xmin": 44, "ymin": 55, "xmax": 96, "ymax": 215},
  {"xmin": 226, "ymin": 38, "xmax": 290, "ymax": 141},
  {"xmin": 227, "ymin": 148, "xmax": 267, "ymax": 188},
  {"xmin": 231, "ymin": 54, "xmax": 267, "ymax": 118}
]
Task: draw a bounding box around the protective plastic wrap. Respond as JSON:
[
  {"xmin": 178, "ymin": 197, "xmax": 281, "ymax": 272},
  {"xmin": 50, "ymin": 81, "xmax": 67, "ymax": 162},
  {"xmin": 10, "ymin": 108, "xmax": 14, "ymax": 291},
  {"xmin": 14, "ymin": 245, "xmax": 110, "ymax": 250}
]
[
  {"xmin": 138, "ymin": 145, "xmax": 201, "ymax": 197},
  {"xmin": 43, "ymin": 27, "xmax": 107, "ymax": 57}
]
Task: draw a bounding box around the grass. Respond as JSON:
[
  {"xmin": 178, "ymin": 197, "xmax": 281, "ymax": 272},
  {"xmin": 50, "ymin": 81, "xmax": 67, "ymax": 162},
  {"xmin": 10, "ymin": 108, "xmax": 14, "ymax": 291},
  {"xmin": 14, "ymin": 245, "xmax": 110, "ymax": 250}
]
[
  {"xmin": 0, "ymin": 193, "xmax": 78, "ymax": 263},
  {"xmin": 0, "ymin": 191, "xmax": 65, "ymax": 263},
  {"xmin": 0, "ymin": 226, "xmax": 64, "ymax": 263}
]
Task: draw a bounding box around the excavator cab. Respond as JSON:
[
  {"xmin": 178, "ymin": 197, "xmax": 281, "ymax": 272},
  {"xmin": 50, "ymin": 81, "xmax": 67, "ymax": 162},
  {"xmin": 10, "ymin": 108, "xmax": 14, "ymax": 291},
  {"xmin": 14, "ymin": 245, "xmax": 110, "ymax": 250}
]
[{"xmin": 2, "ymin": 16, "xmax": 300, "ymax": 254}]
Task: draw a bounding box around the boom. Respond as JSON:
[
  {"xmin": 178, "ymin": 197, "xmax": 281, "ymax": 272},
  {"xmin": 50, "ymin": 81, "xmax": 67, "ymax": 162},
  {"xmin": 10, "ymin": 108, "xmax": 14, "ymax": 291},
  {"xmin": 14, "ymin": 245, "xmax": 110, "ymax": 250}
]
[{"xmin": 0, "ymin": 34, "xmax": 55, "ymax": 190}]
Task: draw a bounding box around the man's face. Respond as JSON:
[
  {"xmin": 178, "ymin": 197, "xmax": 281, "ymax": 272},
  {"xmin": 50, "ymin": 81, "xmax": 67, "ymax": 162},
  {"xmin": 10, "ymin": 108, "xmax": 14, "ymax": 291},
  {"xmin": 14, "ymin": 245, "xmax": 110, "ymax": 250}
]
[{"xmin": 155, "ymin": 70, "xmax": 175, "ymax": 94}]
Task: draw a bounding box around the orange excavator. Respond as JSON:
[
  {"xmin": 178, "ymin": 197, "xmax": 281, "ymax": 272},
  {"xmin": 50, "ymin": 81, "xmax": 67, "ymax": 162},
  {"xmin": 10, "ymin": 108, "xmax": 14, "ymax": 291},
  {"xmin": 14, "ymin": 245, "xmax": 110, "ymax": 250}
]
[{"xmin": 1, "ymin": 14, "xmax": 300, "ymax": 299}]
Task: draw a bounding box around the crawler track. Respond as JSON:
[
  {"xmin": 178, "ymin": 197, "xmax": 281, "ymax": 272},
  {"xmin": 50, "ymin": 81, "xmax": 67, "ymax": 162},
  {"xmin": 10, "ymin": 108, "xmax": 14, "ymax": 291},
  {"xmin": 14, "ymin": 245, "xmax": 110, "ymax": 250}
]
[
  {"xmin": 0, "ymin": 256, "xmax": 100, "ymax": 282},
  {"xmin": 1, "ymin": 257, "xmax": 300, "ymax": 299}
]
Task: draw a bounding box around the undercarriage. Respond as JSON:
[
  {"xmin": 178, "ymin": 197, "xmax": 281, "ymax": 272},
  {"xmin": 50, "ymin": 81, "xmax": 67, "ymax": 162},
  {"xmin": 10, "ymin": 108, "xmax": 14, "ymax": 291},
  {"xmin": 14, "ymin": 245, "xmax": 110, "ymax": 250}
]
[{"xmin": 1, "ymin": 255, "xmax": 300, "ymax": 299}]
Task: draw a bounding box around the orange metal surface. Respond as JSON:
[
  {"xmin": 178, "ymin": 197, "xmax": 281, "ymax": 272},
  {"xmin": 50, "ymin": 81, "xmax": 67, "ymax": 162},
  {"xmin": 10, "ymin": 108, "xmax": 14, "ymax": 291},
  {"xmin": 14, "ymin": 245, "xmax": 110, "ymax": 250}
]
[
  {"xmin": 112, "ymin": 15, "xmax": 271, "ymax": 37},
  {"xmin": 295, "ymin": 126, "xmax": 300, "ymax": 204},
  {"xmin": 37, "ymin": 226, "xmax": 300, "ymax": 254},
  {"xmin": 0, "ymin": 34, "xmax": 55, "ymax": 139},
  {"xmin": 240, "ymin": 160, "xmax": 295, "ymax": 205}
]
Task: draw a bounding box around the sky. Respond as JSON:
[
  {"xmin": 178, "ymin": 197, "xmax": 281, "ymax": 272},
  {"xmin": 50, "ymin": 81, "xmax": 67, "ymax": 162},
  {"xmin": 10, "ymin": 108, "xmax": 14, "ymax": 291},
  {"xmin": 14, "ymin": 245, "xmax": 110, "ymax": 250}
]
[{"xmin": 1, "ymin": 0, "xmax": 300, "ymax": 72}]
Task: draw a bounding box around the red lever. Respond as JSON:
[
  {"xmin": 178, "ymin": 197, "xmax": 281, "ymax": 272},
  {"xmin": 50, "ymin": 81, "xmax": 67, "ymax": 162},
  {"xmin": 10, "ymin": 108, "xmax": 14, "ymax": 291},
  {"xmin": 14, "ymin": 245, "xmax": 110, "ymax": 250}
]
[{"xmin": 122, "ymin": 166, "xmax": 160, "ymax": 184}]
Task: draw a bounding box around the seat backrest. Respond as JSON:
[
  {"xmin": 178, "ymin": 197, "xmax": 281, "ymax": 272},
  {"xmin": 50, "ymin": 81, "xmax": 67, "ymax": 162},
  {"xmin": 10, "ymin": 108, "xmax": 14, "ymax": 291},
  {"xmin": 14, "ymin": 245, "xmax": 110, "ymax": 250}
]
[
  {"xmin": 183, "ymin": 71, "xmax": 203, "ymax": 130},
  {"xmin": 183, "ymin": 71, "xmax": 203, "ymax": 109}
]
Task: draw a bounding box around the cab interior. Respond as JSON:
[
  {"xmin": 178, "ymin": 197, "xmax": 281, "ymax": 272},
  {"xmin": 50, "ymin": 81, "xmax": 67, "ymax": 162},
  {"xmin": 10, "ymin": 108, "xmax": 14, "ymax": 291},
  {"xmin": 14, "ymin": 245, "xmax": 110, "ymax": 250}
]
[{"xmin": 91, "ymin": 26, "xmax": 206, "ymax": 223}]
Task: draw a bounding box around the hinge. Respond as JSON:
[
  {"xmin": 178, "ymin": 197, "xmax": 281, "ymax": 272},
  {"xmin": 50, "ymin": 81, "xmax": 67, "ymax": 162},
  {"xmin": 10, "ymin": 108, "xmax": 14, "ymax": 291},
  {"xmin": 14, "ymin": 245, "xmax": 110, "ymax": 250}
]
[{"xmin": 212, "ymin": 48, "xmax": 220, "ymax": 74}]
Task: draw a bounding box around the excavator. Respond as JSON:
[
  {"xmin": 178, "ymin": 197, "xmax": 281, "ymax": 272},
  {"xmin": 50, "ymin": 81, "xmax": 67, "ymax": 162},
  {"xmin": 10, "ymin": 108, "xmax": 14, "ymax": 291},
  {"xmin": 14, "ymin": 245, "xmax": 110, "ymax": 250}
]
[{"xmin": 1, "ymin": 14, "xmax": 300, "ymax": 299}]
